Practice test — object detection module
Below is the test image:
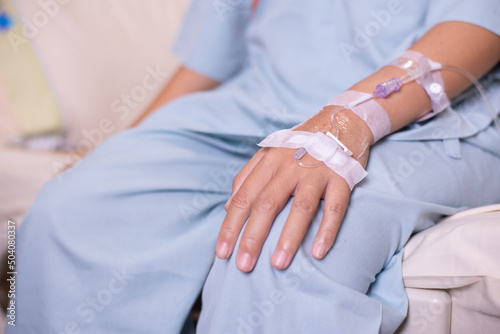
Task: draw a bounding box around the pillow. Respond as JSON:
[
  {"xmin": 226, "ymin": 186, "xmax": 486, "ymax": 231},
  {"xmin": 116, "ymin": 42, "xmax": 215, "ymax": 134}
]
[
  {"xmin": 12, "ymin": 0, "xmax": 189, "ymax": 151},
  {"xmin": 2, "ymin": 0, "xmax": 189, "ymax": 151}
]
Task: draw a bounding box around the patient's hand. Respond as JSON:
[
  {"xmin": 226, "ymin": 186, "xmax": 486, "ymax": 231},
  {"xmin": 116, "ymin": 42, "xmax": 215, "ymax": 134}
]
[{"xmin": 215, "ymin": 144, "xmax": 368, "ymax": 272}]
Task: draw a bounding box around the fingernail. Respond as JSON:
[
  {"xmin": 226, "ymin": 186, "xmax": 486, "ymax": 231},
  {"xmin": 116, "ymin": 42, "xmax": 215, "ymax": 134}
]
[
  {"xmin": 237, "ymin": 252, "xmax": 254, "ymax": 272},
  {"xmin": 272, "ymin": 250, "xmax": 290, "ymax": 269},
  {"xmin": 216, "ymin": 241, "xmax": 230, "ymax": 259},
  {"xmin": 312, "ymin": 242, "xmax": 327, "ymax": 259}
]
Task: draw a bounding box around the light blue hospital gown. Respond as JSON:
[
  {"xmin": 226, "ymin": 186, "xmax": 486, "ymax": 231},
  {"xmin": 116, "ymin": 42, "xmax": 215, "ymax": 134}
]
[{"xmin": 8, "ymin": 0, "xmax": 500, "ymax": 333}]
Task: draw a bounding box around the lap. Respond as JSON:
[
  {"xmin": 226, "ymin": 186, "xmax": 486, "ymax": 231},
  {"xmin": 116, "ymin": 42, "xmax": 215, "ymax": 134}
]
[
  {"xmin": 12, "ymin": 84, "xmax": 500, "ymax": 333},
  {"xmin": 12, "ymin": 92, "xmax": 262, "ymax": 333}
]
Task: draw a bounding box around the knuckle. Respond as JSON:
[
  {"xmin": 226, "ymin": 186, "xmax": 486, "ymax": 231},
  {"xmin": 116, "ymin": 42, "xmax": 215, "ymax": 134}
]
[
  {"xmin": 325, "ymin": 202, "xmax": 346, "ymax": 216},
  {"xmin": 231, "ymin": 192, "xmax": 251, "ymax": 210},
  {"xmin": 280, "ymin": 233, "xmax": 302, "ymax": 249},
  {"xmin": 219, "ymin": 225, "xmax": 238, "ymax": 240},
  {"xmin": 254, "ymin": 195, "xmax": 278, "ymax": 213},
  {"xmin": 319, "ymin": 227, "xmax": 339, "ymax": 243},
  {"xmin": 232, "ymin": 174, "xmax": 243, "ymax": 187},
  {"xmin": 241, "ymin": 233, "xmax": 262, "ymax": 250},
  {"xmin": 292, "ymin": 198, "xmax": 315, "ymax": 214}
]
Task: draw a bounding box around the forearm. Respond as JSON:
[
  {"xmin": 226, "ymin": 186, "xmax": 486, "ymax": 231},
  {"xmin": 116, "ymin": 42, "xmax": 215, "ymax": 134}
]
[
  {"xmin": 355, "ymin": 22, "xmax": 500, "ymax": 132},
  {"xmin": 130, "ymin": 66, "xmax": 220, "ymax": 127},
  {"xmin": 298, "ymin": 22, "xmax": 500, "ymax": 150}
]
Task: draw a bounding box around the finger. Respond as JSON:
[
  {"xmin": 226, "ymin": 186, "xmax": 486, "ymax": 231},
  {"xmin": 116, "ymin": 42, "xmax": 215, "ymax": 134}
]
[
  {"xmin": 224, "ymin": 148, "xmax": 268, "ymax": 211},
  {"xmin": 271, "ymin": 174, "xmax": 327, "ymax": 270},
  {"xmin": 311, "ymin": 177, "xmax": 351, "ymax": 259},
  {"xmin": 216, "ymin": 154, "xmax": 275, "ymax": 260},
  {"xmin": 235, "ymin": 170, "xmax": 298, "ymax": 272}
]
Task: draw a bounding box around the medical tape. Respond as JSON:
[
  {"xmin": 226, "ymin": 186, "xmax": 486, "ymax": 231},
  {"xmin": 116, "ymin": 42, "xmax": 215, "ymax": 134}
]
[
  {"xmin": 391, "ymin": 50, "xmax": 450, "ymax": 121},
  {"xmin": 327, "ymin": 90, "xmax": 391, "ymax": 142},
  {"xmin": 258, "ymin": 130, "xmax": 367, "ymax": 189}
]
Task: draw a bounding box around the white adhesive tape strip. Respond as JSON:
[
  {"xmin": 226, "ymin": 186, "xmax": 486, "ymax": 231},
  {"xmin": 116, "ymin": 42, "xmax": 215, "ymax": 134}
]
[
  {"xmin": 327, "ymin": 91, "xmax": 391, "ymax": 142},
  {"xmin": 258, "ymin": 130, "xmax": 367, "ymax": 189},
  {"xmin": 391, "ymin": 50, "xmax": 450, "ymax": 121}
]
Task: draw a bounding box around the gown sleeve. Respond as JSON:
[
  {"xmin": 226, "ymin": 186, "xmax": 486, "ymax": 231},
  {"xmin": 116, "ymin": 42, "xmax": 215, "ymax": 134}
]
[
  {"xmin": 424, "ymin": 0, "xmax": 500, "ymax": 36},
  {"xmin": 172, "ymin": 0, "xmax": 252, "ymax": 82}
]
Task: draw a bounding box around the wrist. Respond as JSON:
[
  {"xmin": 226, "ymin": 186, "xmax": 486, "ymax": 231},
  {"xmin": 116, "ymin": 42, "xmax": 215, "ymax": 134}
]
[{"xmin": 294, "ymin": 106, "xmax": 373, "ymax": 161}]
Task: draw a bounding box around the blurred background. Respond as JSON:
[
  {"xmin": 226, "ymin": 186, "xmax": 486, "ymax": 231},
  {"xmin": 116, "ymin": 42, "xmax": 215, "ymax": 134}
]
[
  {"xmin": 0, "ymin": 0, "xmax": 189, "ymax": 239},
  {"xmin": 0, "ymin": 0, "xmax": 189, "ymax": 330}
]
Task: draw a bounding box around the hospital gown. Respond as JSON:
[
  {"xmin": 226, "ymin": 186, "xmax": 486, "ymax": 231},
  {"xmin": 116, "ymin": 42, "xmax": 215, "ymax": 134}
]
[{"xmin": 7, "ymin": 0, "xmax": 500, "ymax": 333}]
